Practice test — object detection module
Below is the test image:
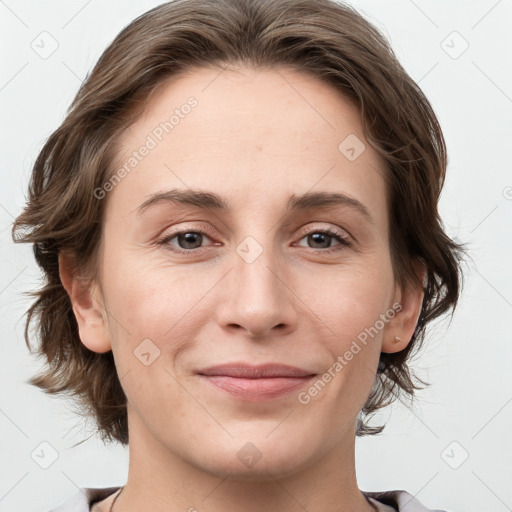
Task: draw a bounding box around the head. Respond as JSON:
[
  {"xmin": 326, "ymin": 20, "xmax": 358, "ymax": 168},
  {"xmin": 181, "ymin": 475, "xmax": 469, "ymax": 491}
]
[{"xmin": 13, "ymin": 0, "xmax": 464, "ymax": 471}]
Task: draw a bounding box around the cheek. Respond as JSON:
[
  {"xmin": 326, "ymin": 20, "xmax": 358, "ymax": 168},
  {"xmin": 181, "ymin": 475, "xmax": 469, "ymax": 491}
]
[
  {"xmin": 105, "ymin": 253, "xmax": 189, "ymax": 328},
  {"xmin": 296, "ymin": 258, "xmax": 395, "ymax": 342},
  {"xmin": 103, "ymin": 258, "xmax": 219, "ymax": 367},
  {"xmin": 291, "ymin": 259, "xmax": 393, "ymax": 403},
  {"xmin": 103, "ymin": 266, "xmax": 205, "ymax": 411}
]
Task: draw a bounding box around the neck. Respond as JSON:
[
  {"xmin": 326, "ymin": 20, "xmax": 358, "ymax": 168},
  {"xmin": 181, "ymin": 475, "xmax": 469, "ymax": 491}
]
[{"xmin": 114, "ymin": 409, "xmax": 375, "ymax": 512}]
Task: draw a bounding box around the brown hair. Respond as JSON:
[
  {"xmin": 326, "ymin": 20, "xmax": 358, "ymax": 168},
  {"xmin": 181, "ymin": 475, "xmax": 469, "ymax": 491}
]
[{"xmin": 12, "ymin": 0, "xmax": 465, "ymax": 445}]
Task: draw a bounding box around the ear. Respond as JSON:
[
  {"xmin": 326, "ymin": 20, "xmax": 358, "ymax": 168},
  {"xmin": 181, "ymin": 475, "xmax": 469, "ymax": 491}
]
[
  {"xmin": 381, "ymin": 260, "xmax": 425, "ymax": 354},
  {"xmin": 58, "ymin": 250, "xmax": 112, "ymax": 353}
]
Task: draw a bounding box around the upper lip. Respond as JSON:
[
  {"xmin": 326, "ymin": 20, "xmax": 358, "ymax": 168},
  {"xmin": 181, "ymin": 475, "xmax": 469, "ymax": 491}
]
[{"xmin": 196, "ymin": 362, "xmax": 316, "ymax": 378}]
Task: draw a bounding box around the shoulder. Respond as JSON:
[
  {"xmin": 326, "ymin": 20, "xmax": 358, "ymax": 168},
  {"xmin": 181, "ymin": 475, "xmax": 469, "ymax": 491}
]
[
  {"xmin": 47, "ymin": 486, "xmax": 449, "ymax": 512},
  {"xmin": 47, "ymin": 487, "xmax": 121, "ymax": 512},
  {"xmin": 362, "ymin": 489, "xmax": 450, "ymax": 512}
]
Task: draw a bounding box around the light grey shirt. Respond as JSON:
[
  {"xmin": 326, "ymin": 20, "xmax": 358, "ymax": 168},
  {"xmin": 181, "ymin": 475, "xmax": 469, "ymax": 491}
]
[{"xmin": 47, "ymin": 486, "xmax": 450, "ymax": 511}]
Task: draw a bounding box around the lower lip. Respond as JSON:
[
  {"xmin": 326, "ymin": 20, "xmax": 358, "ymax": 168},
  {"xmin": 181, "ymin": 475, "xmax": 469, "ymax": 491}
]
[{"xmin": 198, "ymin": 375, "xmax": 315, "ymax": 401}]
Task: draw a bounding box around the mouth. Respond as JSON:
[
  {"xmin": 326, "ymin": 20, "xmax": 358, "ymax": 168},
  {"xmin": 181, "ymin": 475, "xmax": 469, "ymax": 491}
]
[{"xmin": 196, "ymin": 362, "xmax": 317, "ymax": 401}]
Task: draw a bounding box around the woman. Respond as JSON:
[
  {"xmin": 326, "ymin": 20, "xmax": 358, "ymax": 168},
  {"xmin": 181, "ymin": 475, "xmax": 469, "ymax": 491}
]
[{"xmin": 12, "ymin": 0, "xmax": 464, "ymax": 510}]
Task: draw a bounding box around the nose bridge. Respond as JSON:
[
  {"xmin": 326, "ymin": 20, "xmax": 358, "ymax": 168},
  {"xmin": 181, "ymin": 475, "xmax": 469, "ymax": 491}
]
[{"xmin": 235, "ymin": 236, "xmax": 281, "ymax": 301}]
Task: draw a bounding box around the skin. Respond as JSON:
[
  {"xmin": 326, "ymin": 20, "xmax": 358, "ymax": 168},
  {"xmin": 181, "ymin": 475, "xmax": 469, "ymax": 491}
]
[{"xmin": 59, "ymin": 65, "xmax": 424, "ymax": 512}]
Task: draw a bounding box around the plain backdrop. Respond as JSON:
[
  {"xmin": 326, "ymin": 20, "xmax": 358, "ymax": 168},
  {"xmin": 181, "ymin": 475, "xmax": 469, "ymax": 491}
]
[{"xmin": 1, "ymin": 1, "xmax": 511, "ymax": 511}]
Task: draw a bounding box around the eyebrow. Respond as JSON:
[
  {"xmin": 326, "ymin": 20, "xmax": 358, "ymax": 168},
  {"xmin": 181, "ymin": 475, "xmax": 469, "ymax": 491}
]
[{"xmin": 136, "ymin": 189, "xmax": 374, "ymax": 224}]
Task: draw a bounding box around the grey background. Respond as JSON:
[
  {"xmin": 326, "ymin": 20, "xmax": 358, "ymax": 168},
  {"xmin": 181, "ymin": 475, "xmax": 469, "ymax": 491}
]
[{"xmin": 1, "ymin": 1, "xmax": 511, "ymax": 511}]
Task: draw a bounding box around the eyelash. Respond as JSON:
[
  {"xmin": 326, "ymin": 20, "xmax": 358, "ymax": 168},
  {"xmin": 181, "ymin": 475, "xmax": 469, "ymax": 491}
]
[{"xmin": 156, "ymin": 226, "xmax": 351, "ymax": 255}]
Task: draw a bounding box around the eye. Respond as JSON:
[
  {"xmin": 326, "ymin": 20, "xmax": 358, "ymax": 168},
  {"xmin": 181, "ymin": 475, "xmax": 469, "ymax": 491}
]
[
  {"xmin": 157, "ymin": 225, "xmax": 352, "ymax": 255},
  {"xmin": 157, "ymin": 229, "xmax": 215, "ymax": 253},
  {"xmin": 295, "ymin": 227, "xmax": 351, "ymax": 252}
]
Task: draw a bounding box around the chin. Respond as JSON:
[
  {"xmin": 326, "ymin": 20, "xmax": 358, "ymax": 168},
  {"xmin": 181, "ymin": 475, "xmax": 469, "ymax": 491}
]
[{"xmin": 188, "ymin": 436, "xmax": 315, "ymax": 482}]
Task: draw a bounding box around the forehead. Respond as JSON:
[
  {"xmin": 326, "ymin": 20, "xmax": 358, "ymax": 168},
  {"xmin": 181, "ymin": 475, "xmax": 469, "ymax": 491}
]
[
  {"xmin": 122, "ymin": 65, "xmax": 364, "ymax": 151},
  {"xmin": 107, "ymin": 65, "xmax": 388, "ymax": 224}
]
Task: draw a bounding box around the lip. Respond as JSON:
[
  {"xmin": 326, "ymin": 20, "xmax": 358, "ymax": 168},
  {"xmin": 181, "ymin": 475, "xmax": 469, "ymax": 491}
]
[
  {"xmin": 196, "ymin": 362, "xmax": 316, "ymax": 378},
  {"xmin": 196, "ymin": 363, "xmax": 316, "ymax": 401}
]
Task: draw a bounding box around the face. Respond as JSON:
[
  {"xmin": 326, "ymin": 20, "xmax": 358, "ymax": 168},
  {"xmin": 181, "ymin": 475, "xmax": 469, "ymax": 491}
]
[{"xmin": 69, "ymin": 65, "xmax": 421, "ymax": 480}]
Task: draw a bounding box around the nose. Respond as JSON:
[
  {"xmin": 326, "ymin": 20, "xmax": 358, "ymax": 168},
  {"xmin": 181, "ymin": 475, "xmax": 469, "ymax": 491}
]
[{"xmin": 215, "ymin": 241, "xmax": 299, "ymax": 338}]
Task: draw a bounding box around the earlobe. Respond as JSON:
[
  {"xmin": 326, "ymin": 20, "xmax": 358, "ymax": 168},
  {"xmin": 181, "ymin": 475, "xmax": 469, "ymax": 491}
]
[
  {"xmin": 381, "ymin": 262, "xmax": 425, "ymax": 354},
  {"xmin": 58, "ymin": 251, "xmax": 112, "ymax": 354}
]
